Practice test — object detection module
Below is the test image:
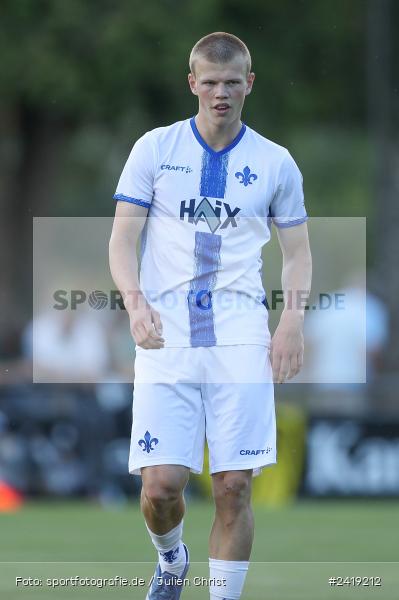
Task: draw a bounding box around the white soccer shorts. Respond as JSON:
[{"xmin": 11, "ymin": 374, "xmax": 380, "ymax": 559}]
[{"xmin": 129, "ymin": 345, "xmax": 276, "ymax": 477}]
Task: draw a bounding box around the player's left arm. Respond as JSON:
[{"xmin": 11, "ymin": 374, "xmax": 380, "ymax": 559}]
[{"xmin": 271, "ymin": 222, "xmax": 312, "ymax": 383}]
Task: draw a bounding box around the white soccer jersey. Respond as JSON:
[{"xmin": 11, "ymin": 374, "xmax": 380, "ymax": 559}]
[{"xmin": 114, "ymin": 117, "xmax": 307, "ymax": 347}]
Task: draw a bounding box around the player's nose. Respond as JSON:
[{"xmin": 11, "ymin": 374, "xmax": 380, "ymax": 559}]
[{"xmin": 214, "ymin": 83, "xmax": 229, "ymax": 98}]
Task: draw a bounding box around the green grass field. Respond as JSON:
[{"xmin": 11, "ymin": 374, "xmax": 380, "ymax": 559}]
[{"xmin": 0, "ymin": 500, "xmax": 398, "ymax": 599}]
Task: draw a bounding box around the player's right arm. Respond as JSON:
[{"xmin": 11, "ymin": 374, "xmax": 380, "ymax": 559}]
[
  {"xmin": 109, "ymin": 200, "xmax": 164, "ymax": 350},
  {"xmin": 109, "ymin": 131, "xmax": 164, "ymax": 349}
]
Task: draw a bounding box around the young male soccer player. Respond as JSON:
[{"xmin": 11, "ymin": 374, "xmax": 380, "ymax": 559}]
[{"xmin": 109, "ymin": 32, "xmax": 312, "ymax": 600}]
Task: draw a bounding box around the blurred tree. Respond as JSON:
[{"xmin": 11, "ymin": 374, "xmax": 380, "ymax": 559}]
[
  {"xmin": 0, "ymin": 0, "xmax": 382, "ymax": 329},
  {"xmin": 367, "ymin": 0, "xmax": 399, "ymax": 384}
]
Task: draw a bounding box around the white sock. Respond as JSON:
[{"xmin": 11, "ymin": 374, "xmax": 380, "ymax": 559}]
[
  {"xmin": 146, "ymin": 521, "xmax": 186, "ymax": 576},
  {"xmin": 209, "ymin": 558, "xmax": 249, "ymax": 600}
]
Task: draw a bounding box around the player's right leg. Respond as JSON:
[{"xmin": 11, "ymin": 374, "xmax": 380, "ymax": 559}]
[
  {"xmin": 141, "ymin": 465, "xmax": 189, "ymax": 576},
  {"xmin": 141, "ymin": 465, "xmax": 189, "ymax": 535},
  {"xmin": 141, "ymin": 465, "xmax": 190, "ymax": 599},
  {"xmin": 129, "ymin": 347, "xmax": 205, "ymax": 598}
]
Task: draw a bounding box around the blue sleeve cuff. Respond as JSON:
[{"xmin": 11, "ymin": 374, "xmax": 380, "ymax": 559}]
[
  {"xmin": 273, "ymin": 216, "xmax": 308, "ymax": 228},
  {"xmin": 113, "ymin": 193, "xmax": 151, "ymax": 209}
]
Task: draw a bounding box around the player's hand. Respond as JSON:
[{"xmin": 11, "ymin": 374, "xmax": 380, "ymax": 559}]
[
  {"xmin": 270, "ymin": 311, "xmax": 304, "ymax": 383},
  {"xmin": 128, "ymin": 294, "xmax": 164, "ymax": 349}
]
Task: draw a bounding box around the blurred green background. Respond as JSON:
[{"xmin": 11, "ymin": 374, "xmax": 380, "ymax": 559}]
[
  {"xmin": 1, "ymin": 3, "xmax": 399, "ymax": 599},
  {"xmin": 1, "ymin": 0, "xmax": 398, "ymax": 344}
]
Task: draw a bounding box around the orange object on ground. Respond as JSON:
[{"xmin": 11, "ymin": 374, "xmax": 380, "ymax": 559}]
[{"xmin": 0, "ymin": 481, "xmax": 24, "ymax": 511}]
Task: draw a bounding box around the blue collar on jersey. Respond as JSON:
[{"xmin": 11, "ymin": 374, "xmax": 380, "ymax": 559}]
[{"xmin": 190, "ymin": 116, "xmax": 246, "ymax": 156}]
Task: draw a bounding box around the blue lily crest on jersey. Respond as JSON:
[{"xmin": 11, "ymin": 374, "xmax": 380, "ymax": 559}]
[
  {"xmin": 161, "ymin": 164, "xmax": 193, "ymax": 173},
  {"xmin": 180, "ymin": 198, "xmax": 241, "ymax": 234},
  {"xmin": 160, "ymin": 547, "xmax": 180, "ymax": 564},
  {"xmin": 235, "ymin": 166, "xmax": 258, "ymax": 186},
  {"xmin": 138, "ymin": 430, "xmax": 159, "ymax": 453}
]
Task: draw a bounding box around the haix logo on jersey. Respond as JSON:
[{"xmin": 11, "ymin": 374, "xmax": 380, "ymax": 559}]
[
  {"xmin": 180, "ymin": 198, "xmax": 241, "ymax": 234},
  {"xmin": 161, "ymin": 164, "xmax": 193, "ymax": 173}
]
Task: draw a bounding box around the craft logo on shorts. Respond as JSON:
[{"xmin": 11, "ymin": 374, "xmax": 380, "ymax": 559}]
[
  {"xmin": 240, "ymin": 447, "xmax": 272, "ymax": 456},
  {"xmin": 180, "ymin": 198, "xmax": 241, "ymax": 234}
]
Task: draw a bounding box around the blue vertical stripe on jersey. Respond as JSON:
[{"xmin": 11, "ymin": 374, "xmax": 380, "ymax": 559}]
[
  {"xmin": 200, "ymin": 151, "xmax": 229, "ymax": 199},
  {"xmin": 188, "ymin": 231, "xmax": 222, "ymax": 347}
]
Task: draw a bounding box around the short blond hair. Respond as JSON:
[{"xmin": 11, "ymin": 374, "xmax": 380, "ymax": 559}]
[{"xmin": 189, "ymin": 32, "xmax": 252, "ymax": 75}]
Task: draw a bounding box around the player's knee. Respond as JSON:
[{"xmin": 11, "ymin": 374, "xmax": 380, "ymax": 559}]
[
  {"xmin": 142, "ymin": 478, "xmax": 183, "ymax": 512},
  {"xmin": 213, "ymin": 472, "xmax": 251, "ymax": 511}
]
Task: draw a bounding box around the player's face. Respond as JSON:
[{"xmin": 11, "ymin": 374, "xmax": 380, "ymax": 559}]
[{"xmin": 188, "ymin": 56, "xmax": 255, "ymax": 127}]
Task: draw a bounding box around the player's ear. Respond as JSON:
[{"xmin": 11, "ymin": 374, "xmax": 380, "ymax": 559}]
[
  {"xmin": 188, "ymin": 73, "xmax": 198, "ymax": 96},
  {"xmin": 245, "ymin": 72, "xmax": 255, "ymax": 96}
]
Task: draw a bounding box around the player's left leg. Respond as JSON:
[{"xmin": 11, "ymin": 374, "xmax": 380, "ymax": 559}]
[
  {"xmin": 208, "ymin": 469, "xmax": 253, "ymax": 600},
  {"xmin": 202, "ymin": 345, "xmax": 277, "ymax": 599},
  {"xmin": 209, "ymin": 469, "xmax": 254, "ymax": 559}
]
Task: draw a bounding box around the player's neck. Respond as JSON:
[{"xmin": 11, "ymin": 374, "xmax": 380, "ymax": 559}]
[{"xmin": 194, "ymin": 113, "xmax": 242, "ymax": 152}]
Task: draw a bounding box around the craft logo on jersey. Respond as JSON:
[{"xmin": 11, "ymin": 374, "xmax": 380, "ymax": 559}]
[
  {"xmin": 161, "ymin": 164, "xmax": 193, "ymax": 173},
  {"xmin": 180, "ymin": 198, "xmax": 241, "ymax": 234}
]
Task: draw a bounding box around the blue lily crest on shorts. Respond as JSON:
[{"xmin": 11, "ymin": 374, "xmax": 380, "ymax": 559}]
[
  {"xmin": 138, "ymin": 430, "xmax": 159, "ymax": 453},
  {"xmin": 235, "ymin": 166, "xmax": 258, "ymax": 186}
]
